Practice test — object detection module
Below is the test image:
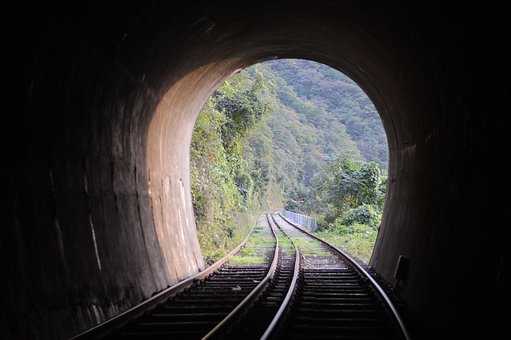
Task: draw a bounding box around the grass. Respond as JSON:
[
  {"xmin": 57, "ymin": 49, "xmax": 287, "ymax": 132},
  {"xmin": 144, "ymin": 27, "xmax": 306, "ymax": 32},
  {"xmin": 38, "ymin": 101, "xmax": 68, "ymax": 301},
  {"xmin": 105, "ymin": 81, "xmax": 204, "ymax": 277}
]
[
  {"xmin": 200, "ymin": 214, "xmax": 376, "ymax": 266},
  {"xmin": 200, "ymin": 211, "xmax": 262, "ymax": 264},
  {"xmin": 291, "ymin": 237, "xmax": 330, "ymax": 256},
  {"xmin": 276, "ymin": 233, "xmax": 294, "ymax": 251},
  {"xmin": 228, "ymin": 222, "xmax": 276, "ymax": 266},
  {"xmin": 314, "ymin": 223, "xmax": 377, "ymax": 263},
  {"xmin": 229, "ymin": 255, "xmax": 266, "ymax": 265}
]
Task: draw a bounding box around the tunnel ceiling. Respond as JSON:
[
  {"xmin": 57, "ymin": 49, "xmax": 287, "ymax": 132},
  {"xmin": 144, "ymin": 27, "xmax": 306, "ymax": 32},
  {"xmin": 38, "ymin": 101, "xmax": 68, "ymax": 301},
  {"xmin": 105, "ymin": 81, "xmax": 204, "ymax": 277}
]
[{"xmin": 11, "ymin": 2, "xmax": 508, "ymax": 339}]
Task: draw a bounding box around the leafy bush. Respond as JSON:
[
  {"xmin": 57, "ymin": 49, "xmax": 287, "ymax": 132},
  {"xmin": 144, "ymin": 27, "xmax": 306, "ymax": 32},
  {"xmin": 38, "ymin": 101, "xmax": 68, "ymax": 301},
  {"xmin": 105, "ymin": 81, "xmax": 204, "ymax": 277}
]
[
  {"xmin": 316, "ymin": 223, "xmax": 378, "ymax": 262},
  {"xmin": 191, "ymin": 70, "xmax": 275, "ymax": 261},
  {"xmin": 341, "ymin": 204, "xmax": 382, "ymax": 229},
  {"xmin": 190, "ymin": 59, "xmax": 387, "ymax": 262}
]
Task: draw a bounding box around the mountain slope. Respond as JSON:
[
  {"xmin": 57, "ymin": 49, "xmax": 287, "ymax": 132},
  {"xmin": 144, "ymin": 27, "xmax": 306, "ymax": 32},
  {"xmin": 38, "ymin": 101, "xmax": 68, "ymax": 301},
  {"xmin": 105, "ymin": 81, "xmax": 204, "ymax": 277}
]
[
  {"xmin": 190, "ymin": 59, "xmax": 387, "ymax": 260},
  {"xmin": 264, "ymin": 59, "xmax": 387, "ymax": 166}
]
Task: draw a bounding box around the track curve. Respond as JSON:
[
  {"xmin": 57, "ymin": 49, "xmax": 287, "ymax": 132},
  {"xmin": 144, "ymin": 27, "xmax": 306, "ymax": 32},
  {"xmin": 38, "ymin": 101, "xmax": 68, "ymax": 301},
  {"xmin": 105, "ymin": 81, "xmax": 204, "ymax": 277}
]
[
  {"xmin": 71, "ymin": 216, "xmax": 278, "ymax": 340},
  {"xmin": 70, "ymin": 213, "xmax": 410, "ymax": 340},
  {"xmin": 273, "ymin": 213, "xmax": 410, "ymax": 340}
]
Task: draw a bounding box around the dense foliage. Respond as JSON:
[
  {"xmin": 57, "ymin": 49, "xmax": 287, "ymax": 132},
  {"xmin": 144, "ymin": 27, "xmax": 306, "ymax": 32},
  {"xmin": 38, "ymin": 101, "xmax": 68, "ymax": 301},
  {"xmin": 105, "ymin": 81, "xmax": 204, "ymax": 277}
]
[
  {"xmin": 190, "ymin": 59, "xmax": 388, "ymax": 262},
  {"xmin": 190, "ymin": 73, "xmax": 274, "ymax": 262},
  {"xmin": 307, "ymin": 158, "xmax": 387, "ymax": 261},
  {"xmin": 305, "ymin": 158, "xmax": 386, "ymax": 227}
]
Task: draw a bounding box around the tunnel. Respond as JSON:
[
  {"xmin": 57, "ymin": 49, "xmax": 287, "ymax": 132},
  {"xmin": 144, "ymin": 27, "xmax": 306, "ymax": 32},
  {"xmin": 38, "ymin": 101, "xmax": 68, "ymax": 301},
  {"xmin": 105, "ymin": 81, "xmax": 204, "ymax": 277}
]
[{"xmin": 11, "ymin": 2, "xmax": 507, "ymax": 339}]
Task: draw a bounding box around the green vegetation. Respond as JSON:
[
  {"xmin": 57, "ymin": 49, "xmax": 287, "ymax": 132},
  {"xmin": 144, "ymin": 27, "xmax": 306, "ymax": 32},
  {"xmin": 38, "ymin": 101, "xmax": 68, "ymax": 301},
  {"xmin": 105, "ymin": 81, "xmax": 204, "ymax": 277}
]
[
  {"xmin": 304, "ymin": 158, "xmax": 387, "ymax": 262},
  {"xmin": 273, "ymin": 226, "xmax": 297, "ymax": 252},
  {"xmin": 190, "ymin": 73, "xmax": 275, "ymax": 262},
  {"xmin": 316, "ymin": 224, "xmax": 377, "ymax": 263},
  {"xmin": 306, "ymin": 158, "xmax": 386, "ymax": 225},
  {"xmin": 290, "ymin": 237, "xmax": 330, "ymax": 256},
  {"xmin": 229, "ymin": 223, "xmax": 275, "ymax": 266},
  {"xmin": 267, "ymin": 60, "xmax": 387, "ymax": 167},
  {"xmin": 190, "ymin": 59, "xmax": 388, "ymax": 263}
]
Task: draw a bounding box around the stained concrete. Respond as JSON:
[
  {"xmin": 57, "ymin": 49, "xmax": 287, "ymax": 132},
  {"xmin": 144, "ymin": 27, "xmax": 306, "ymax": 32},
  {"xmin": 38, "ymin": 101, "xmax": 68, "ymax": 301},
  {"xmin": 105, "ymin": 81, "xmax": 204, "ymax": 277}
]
[{"xmin": 9, "ymin": 2, "xmax": 507, "ymax": 339}]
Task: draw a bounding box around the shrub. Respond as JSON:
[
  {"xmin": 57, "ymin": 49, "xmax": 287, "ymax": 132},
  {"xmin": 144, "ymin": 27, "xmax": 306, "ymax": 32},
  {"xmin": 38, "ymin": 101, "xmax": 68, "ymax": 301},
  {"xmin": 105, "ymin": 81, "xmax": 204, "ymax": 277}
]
[{"xmin": 341, "ymin": 204, "xmax": 381, "ymax": 229}]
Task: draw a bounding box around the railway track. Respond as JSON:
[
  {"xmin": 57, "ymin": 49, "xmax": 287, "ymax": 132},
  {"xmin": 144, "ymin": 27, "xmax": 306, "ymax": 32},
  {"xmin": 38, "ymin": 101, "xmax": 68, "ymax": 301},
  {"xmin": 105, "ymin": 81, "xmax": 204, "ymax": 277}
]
[
  {"xmin": 71, "ymin": 216, "xmax": 278, "ymax": 340},
  {"xmin": 272, "ymin": 213, "xmax": 410, "ymax": 340},
  {"xmin": 71, "ymin": 213, "xmax": 410, "ymax": 340},
  {"xmin": 222, "ymin": 215, "xmax": 300, "ymax": 340}
]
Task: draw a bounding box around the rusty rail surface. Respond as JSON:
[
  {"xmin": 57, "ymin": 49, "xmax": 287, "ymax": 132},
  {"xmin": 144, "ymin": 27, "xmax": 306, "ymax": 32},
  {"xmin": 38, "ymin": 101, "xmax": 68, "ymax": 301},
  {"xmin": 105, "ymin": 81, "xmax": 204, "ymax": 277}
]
[
  {"xmin": 71, "ymin": 212, "xmax": 411, "ymax": 340},
  {"xmin": 200, "ymin": 214, "xmax": 280, "ymax": 339},
  {"xmin": 70, "ymin": 221, "xmax": 261, "ymax": 340},
  {"xmin": 259, "ymin": 214, "xmax": 301, "ymax": 340},
  {"xmin": 278, "ymin": 213, "xmax": 411, "ymax": 340}
]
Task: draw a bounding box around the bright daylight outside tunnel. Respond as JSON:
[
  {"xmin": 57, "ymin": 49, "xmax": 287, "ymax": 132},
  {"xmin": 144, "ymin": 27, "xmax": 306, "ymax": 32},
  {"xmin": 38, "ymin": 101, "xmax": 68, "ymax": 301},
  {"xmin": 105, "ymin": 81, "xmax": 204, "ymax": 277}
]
[
  {"xmin": 11, "ymin": 2, "xmax": 508, "ymax": 340},
  {"xmin": 191, "ymin": 59, "xmax": 388, "ymax": 266}
]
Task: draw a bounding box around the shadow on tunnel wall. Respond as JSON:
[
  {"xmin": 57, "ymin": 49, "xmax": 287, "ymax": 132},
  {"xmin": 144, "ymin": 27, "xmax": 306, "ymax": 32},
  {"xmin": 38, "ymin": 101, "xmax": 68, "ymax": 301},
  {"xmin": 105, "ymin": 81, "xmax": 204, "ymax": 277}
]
[{"xmin": 9, "ymin": 1, "xmax": 508, "ymax": 339}]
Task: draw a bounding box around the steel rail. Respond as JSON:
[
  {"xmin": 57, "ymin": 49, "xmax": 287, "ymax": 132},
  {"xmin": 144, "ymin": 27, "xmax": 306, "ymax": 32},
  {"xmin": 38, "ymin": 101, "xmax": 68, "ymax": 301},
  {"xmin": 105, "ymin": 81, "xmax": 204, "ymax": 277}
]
[
  {"xmin": 278, "ymin": 213, "xmax": 412, "ymax": 340},
  {"xmin": 201, "ymin": 214, "xmax": 280, "ymax": 339},
  {"xmin": 260, "ymin": 214, "xmax": 301, "ymax": 340},
  {"xmin": 70, "ymin": 221, "xmax": 260, "ymax": 340}
]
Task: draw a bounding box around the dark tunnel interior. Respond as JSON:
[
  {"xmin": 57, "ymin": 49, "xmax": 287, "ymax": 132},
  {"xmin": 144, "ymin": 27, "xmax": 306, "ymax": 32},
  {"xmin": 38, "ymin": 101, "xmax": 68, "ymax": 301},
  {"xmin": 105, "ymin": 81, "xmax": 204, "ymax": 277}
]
[{"xmin": 9, "ymin": 2, "xmax": 509, "ymax": 339}]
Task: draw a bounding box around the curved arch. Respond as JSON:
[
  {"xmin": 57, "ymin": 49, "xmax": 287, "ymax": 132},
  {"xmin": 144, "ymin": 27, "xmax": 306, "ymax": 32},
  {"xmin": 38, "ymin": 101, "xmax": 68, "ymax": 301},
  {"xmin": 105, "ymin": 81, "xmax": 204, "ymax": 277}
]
[
  {"xmin": 145, "ymin": 8, "xmax": 408, "ymax": 283},
  {"xmin": 13, "ymin": 3, "xmax": 501, "ymax": 339}
]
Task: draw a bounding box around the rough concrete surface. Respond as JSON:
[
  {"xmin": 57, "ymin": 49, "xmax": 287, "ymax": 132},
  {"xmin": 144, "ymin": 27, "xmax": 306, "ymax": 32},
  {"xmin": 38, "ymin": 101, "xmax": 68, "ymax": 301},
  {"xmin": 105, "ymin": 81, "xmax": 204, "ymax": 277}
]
[{"xmin": 8, "ymin": 2, "xmax": 508, "ymax": 339}]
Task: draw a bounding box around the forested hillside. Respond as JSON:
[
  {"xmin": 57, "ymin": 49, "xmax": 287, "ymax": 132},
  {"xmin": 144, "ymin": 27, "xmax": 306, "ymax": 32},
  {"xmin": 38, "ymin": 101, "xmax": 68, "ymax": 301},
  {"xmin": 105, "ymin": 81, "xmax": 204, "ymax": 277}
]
[
  {"xmin": 266, "ymin": 60, "xmax": 387, "ymax": 166},
  {"xmin": 190, "ymin": 59, "xmax": 388, "ymax": 262}
]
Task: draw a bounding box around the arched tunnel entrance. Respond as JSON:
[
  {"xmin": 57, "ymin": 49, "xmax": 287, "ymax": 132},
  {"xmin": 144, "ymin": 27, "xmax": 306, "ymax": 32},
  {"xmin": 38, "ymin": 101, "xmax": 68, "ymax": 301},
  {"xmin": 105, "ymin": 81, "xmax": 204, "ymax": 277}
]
[
  {"xmin": 12, "ymin": 2, "xmax": 506, "ymax": 339},
  {"xmin": 189, "ymin": 57, "xmax": 389, "ymax": 265}
]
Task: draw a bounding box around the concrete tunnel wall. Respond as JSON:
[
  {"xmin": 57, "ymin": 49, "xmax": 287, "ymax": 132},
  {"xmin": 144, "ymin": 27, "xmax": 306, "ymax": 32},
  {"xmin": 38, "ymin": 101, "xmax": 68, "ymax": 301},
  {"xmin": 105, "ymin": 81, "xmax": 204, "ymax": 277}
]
[{"xmin": 9, "ymin": 2, "xmax": 507, "ymax": 339}]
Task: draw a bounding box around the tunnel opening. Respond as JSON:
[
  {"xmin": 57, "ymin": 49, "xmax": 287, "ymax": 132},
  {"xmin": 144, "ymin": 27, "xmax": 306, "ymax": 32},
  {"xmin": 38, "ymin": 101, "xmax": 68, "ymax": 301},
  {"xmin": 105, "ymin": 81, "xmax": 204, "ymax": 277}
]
[
  {"xmin": 188, "ymin": 58, "xmax": 389, "ymax": 265},
  {"xmin": 145, "ymin": 30, "xmax": 403, "ymax": 291},
  {"xmin": 13, "ymin": 3, "xmax": 505, "ymax": 339}
]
